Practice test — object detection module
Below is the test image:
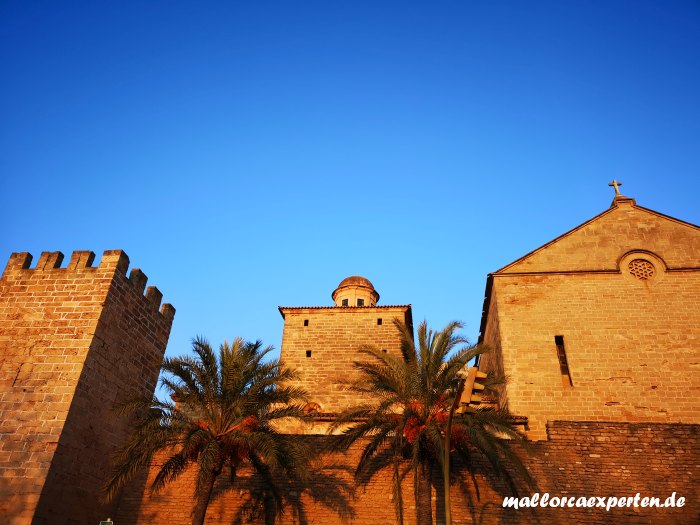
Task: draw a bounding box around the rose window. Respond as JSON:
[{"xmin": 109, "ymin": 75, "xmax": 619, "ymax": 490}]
[{"xmin": 628, "ymin": 259, "xmax": 655, "ymax": 280}]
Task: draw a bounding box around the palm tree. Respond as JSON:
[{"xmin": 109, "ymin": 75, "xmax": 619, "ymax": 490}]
[
  {"xmin": 329, "ymin": 320, "xmax": 531, "ymax": 525},
  {"xmin": 105, "ymin": 336, "xmax": 313, "ymax": 525}
]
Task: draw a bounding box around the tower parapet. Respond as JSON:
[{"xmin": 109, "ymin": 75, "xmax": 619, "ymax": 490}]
[{"xmin": 2, "ymin": 250, "xmax": 175, "ymax": 321}]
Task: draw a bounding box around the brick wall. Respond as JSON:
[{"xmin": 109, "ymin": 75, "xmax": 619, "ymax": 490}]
[
  {"xmin": 115, "ymin": 421, "xmax": 700, "ymax": 524},
  {"xmin": 0, "ymin": 250, "xmax": 174, "ymax": 525},
  {"xmin": 278, "ymin": 306, "xmax": 412, "ymax": 416},
  {"xmin": 480, "ymin": 199, "xmax": 700, "ymax": 440}
]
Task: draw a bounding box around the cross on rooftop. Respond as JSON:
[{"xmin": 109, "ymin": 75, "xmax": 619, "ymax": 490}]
[{"xmin": 608, "ymin": 179, "xmax": 623, "ymax": 196}]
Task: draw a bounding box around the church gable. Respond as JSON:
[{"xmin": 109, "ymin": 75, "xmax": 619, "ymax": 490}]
[{"xmin": 497, "ymin": 197, "xmax": 700, "ymax": 274}]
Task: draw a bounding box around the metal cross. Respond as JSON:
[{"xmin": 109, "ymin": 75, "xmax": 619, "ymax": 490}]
[{"xmin": 608, "ymin": 179, "xmax": 623, "ymax": 195}]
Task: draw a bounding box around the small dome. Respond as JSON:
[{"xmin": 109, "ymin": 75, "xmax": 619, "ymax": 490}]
[
  {"xmin": 337, "ymin": 276, "xmax": 375, "ymax": 290},
  {"xmin": 332, "ymin": 275, "xmax": 380, "ymax": 306}
]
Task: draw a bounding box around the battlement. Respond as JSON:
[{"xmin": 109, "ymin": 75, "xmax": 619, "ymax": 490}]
[{"xmin": 2, "ymin": 250, "xmax": 175, "ymax": 321}]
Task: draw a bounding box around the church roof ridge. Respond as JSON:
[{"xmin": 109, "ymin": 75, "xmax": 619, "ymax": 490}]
[
  {"xmin": 493, "ymin": 206, "xmax": 618, "ymax": 275},
  {"xmin": 493, "ymin": 199, "xmax": 699, "ymax": 275}
]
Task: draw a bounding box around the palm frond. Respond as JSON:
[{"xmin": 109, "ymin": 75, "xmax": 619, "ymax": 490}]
[
  {"xmin": 106, "ymin": 333, "xmax": 313, "ymax": 522},
  {"xmin": 327, "ymin": 318, "xmax": 535, "ymax": 522},
  {"xmin": 151, "ymin": 450, "xmax": 191, "ymax": 494}
]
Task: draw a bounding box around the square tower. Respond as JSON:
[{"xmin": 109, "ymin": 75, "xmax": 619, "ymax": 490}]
[
  {"xmin": 279, "ymin": 276, "xmax": 412, "ymax": 424},
  {"xmin": 0, "ymin": 250, "xmax": 175, "ymax": 524}
]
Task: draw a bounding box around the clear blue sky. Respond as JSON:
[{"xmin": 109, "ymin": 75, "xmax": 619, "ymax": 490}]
[{"xmin": 2, "ymin": 1, "xmax": 699, "ymax": 361}]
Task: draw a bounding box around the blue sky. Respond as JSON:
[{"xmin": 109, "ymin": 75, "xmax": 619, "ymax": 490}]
[{"xmin": 2, "ymin": 1, "xmax": 699, "ymax": 361}]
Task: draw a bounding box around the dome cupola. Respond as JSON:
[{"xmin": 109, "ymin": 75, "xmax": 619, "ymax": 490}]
[{"xmin": 332, "ymin": 276, "xmax": 379, "ymax": 307}]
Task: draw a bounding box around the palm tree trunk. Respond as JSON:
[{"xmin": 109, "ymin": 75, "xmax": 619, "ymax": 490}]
[
  {"xmin": 393, "ymin": 454, "xmax": 405, "ymax": 525},
  {"xmin": 192, "ymin": 470, "xmax": 219, "ymax": 525},
  {"xmin": 416, "ymin": 460, "xmax": 433, "ymax": 525}
]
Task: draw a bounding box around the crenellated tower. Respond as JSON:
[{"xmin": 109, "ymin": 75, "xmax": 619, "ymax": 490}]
[{"xmin": 0, "ymin": 250, "xmax": 175, "ymax": 525}]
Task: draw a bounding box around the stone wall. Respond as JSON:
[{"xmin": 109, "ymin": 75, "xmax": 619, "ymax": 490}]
[
  {"xmin": 0, "ymin": 250, "xmax": 174, "ymax": 525},
  {"xmin": 479, "ymin": 199, "xmax": 700, "ymax": 440},
  {"xmin": 115, "ymin": 421, "xmax": 699, "ymax": 524}
]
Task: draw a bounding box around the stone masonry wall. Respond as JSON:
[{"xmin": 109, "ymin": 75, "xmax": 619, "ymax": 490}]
[
  {"xmin": 480, "ymin": 200, "xmax": 700, "ymax": 440},
  {"xmin": 478, "ymin": 284, "xmax": 507, "ymax": 406},
  {"xmin": 0, "ymin": 250, "xmax": 174, "ymax": 525},
  {"xmin": 278, "ymin": 306, "xmax": 412, "ymax": 415},
  {"xmin": 115, "ymin": 421, "xmax": 699, "ymax": 525},
  {"xmin": 487, "ymin": 270, "xmax": 700, "ymax": 440}
]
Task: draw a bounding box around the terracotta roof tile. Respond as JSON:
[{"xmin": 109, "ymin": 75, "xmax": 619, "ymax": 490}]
[{"xmin": 278, "ymin": 304, "xmax": 411, "ymax": 317}]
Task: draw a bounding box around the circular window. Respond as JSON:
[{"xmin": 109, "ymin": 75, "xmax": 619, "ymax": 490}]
[
  {"xmin": 619, "ymin": 251, "xmax": 665, "ymax": 286},
  {"xmin": 628, "ymin": 259, "xmax": 655, "ymax": 280}
]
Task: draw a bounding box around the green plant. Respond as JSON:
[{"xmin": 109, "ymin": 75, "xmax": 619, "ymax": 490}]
[
  {"xmin": 105, "ymin": 336, "xmax": 312, "ymax": 525},
  {"xmin": 329, "ymin": 320, "xmax": 531, "ymax": 525}
]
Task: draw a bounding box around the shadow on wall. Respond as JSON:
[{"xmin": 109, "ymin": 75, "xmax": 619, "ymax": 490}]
[
  {"xmin": 0, "ymin": 476, "xmax": 41, "ymax": 524},
  {"xmin": 116, "ymin": 422, "xmax": 700, "ymax": 524},
  {"xmin": 32, "ymin": 319, "xmax": 163, "ymax": 522},
  {"xmin": 222, "ymin": 461, "xmax": 356, "ymax": 525},
  {"xmin": 118, "ymin": 436, "xmax": 357, "ymax": 525},
  {"xmin": 352, "ymin": 445, "xmax": 537, "ymax": 525}
]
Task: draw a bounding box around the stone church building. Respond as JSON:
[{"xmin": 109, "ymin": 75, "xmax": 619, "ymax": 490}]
[
  {"xmin": 0, "ymin": 188, "xmax": 698, "ymax": 524},
  {"xmin": 478, "ymin": 190, "xmax": 700, "ymax": 441}
]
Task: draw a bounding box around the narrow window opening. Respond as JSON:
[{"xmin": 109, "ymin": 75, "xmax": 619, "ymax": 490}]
[
  {"xmin": 357, "ymin": 298, "xmax": 365, "ymax": 306},
  {"xmin": 382, "ymin": 349, "xmax": 388, "ymax": 353},
  {"xmin": 341, "ymin": 299, "xmax": 349, "ymax": 306},
  {"xmin": 306, "ymin": 350, "xmax": 312, "ymax": 358},
  {"xmin": 377, "ymin": 318, "xmax": 382, "ymax": 325},
  {"xmin": 303, "ymin": 319, "xmax": 309, "ymax": 327},
  {"xmin": 554, "ymin": 335, "xmax": 573, "ymax": 387}
]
